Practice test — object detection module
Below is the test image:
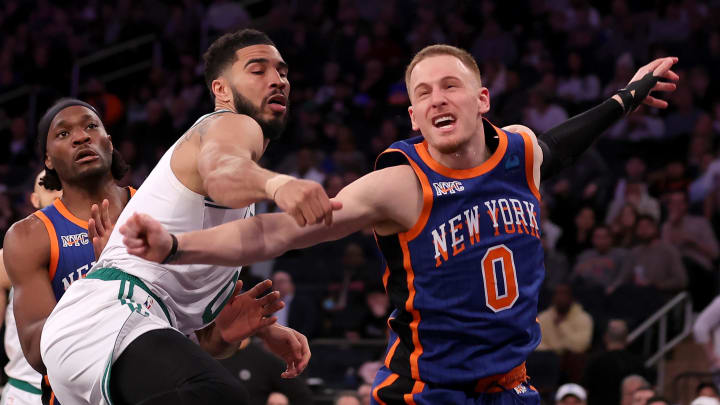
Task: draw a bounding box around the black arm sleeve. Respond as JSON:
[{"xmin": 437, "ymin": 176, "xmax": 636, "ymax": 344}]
[{"xmin": 538, "ymin": 98, "xmax": 623, "ymax": 180}]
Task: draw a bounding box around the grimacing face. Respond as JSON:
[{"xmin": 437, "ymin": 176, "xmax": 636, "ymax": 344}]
[
  {"xmin": 407, "ymin": 54, "xmax": 489, "ymax": 155},
  {"xmin": 220, "ymin": 44, "xmax": 290, "ymax": 138},
  {"xmin": 45, "ymin": 106, "xmax": 113, "ymax": 185}
]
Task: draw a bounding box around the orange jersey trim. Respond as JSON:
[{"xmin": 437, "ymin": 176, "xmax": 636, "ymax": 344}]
[
  {"xmin": 375, "ymin": 148, "xmax": 433, "ymax": 242},
  {"xmin": 129, "ymin": 186, "xmax": 136, "ymax": 197},
  {"xmin": 53, "ymin": 199, "xmax": 88, "ymax": 229},
  {"xmin": 372, "ymin": 373, "xmax": 399, "ymax": 405},
  {"xmin": 33, "ymin": 211, "xmax": 59, "ymax": 280},
  {"xmin": 517, "ymin": 131, "xmax": 542, "ymax": 201},
  {"xmin": 398, "ymin": 233, "xmax": 423, "ymax": 380},
  {"xmin": 413, "ymin": 125, "xmax": 508, "ymax": 179},
  {"xmin": 404, "ymin": 380, "xmax": 426, "ymax": 405},
  {"xmin": 384, "ymin": 336, "xmax": 401, "ymax": 368}
]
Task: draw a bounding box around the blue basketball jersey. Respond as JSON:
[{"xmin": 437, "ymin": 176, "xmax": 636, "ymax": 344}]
[{"xmin": 374, "ymin": 119, "xmax": 544, "ymax": 386}]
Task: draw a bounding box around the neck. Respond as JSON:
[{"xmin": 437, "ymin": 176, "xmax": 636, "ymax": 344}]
[
  {"xmin": 59, "ymin": 174, "xmax": 126, "ymax": 220},
  {"xmin": 214, "ymin": 101, "xmax": 235, "ymax": 113},
  {"xmin": 427, "ymin": 119, "xmax": 492, "ymax": 170}
]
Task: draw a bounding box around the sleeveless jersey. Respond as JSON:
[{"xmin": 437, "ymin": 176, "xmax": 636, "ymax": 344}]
[
  {"xmin": 3, "ymin": 188, "xmax": 134, "ymax": 398},
  {"xmin": 374, "ymin": 119, "xmax": 544, "ymax": 386},
  {"xmin": 98, "ymin": 110, "xmax": 254, "ymax": 335}
]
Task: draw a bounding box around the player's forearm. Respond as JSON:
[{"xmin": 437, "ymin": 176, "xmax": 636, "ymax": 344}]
[
  {"xmin": 538, "ymin": 97, "xmax": 624, "ymax": 179},
  {"xmin": 202, "ymin": 154, "xmax": 282, "ymax": 208},
  {"xmin": 195, "ymin": 323, "xmax": 240, "ymax": 359},
  {"xmin": 172, "ymin": 213, "xmax": 300, "ymax": 266},
  {"xmin": 18, "ymin": 320, "xmax": 47, "ymax": 373}
]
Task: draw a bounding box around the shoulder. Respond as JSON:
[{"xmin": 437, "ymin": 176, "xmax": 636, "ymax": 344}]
[{"xmin": 3, "ymin": 215, "xmax": 50, "ymax": 268}]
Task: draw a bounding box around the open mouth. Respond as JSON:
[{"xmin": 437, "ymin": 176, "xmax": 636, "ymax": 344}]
[
  {"xmin": 75, "ymin": 149, "xmax": 99, "ymax": 163},
  {"xmin": 432, "ymin": 114, "xmax": 457, "ymax": 130},
  {"xmin": 267, "ymin": 94, "xmax": 287, "ymax": 112}
]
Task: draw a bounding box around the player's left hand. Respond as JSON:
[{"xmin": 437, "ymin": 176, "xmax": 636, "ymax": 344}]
[
  {"xmin": 620, "ymin": 57, "xmax": 679, "ymax": 111},
  {"xmin": 256, "ymin": 323, "xmax": 311, "ymax": 378},
  {"xmin": 214, "ymin": 279, "xmax": 283, "ymax": 343},
  {"xmin": 88, "ymin": 199, "xmax": 113, "ymax": 260}
]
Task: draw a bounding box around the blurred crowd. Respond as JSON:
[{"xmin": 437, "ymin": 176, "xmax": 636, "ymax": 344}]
[{"xmin": 2, "ymin": 0, "xmax": 720, "ymax": 404}]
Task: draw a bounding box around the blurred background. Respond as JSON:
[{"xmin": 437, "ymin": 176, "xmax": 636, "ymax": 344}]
[{"xmin": 1, "ymin": 0, "xmax": 720, "ymax": 404}]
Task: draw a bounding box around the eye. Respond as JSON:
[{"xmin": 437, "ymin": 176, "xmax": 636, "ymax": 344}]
[
  {"xmin": 57, "ymin": 130, "xmax": 69, "ymax": 138},
  {"xmin": 252, "ymin": 70, "xmax": 264, "ymax": 75},
  {"xmin": 87, "ymin": 123, "xmax": 98, "ymax": 129}
]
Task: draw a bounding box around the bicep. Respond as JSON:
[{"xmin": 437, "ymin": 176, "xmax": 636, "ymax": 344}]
[
  {"xmin": 3, "ymin": 223, "xmax": 56, "ymax": 325},
  {"xmin": 196, "ymin": 115, "xmax": 264, "ymax": 180}
]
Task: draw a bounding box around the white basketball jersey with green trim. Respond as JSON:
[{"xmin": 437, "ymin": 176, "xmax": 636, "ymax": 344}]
[{"xmin": 96, "ymin": 110, "xmax": 253, "ymax": 334}]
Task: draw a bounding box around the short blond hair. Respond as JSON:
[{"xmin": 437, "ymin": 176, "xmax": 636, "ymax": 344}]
[{"xmin": 405, "ymin": 45, "xmax": 482, "ymax": 93}]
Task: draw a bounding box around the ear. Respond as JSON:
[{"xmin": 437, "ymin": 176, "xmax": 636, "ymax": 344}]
[
  {"xmin": 408, "ymin": 105, "xmax": 419, "ymax": 131},
  {"xmin": 477, "ymin": 87, "xmax": 490, "ymax": 115},
  {"xmin": 107, "ymin": 134, "xmax": 114, "ymax": 153},
  {"xmin": 45, "ymin": 154, "xmax": 54, "ymax": 170},
  {"xmin": 30, "ymin": 192, "xmax": 40, "ymax": 210},
  {"xmin": 211, "ymin": 77, "xmax": 232, "ymax": 104}
]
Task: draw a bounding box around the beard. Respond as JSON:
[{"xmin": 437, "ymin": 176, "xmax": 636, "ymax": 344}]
[{"xmin": 231, "ymin": 87, "xmax": 288, "ymax": 141}]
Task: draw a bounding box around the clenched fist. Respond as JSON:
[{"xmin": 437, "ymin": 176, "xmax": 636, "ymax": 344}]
[{"xmin": 273, "ymin": 178, "xmax": 341, "ymax": 226}]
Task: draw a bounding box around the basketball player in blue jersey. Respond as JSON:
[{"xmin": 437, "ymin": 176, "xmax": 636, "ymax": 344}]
[
  {"xmin": 0, "ymin": 171, "xmax": 61, "ymax": 405},
  {"xmin": 130, "ymin": 47, "xmax": 676, "ymax": 404}
]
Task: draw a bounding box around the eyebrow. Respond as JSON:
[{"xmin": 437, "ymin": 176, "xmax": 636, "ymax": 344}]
[
  {"xmin": 53, "ymin": 114, "xmax": 96, "ymax": 129},
  {"xmin": 244, "ymin": 58, "xmax": 288, "ymax": 71},
  {"xmin": 413, "ymin": 76, "xmax": 463, "ymax": 93}
]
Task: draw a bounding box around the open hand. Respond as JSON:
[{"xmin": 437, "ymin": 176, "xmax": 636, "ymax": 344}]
[
  {"xmin": 214, "ymin": 279, "xmax": 283, "ymax": 343},
  {"xmin": 88, "ymin": 199, "xmax": 113, "ymax": 260},
  {"xmin": 624, "ymin": 57, "xmax": 679, "ymax": 110}
]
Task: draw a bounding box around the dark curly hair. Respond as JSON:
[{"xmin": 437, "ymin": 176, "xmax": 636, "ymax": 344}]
[
  {"xmin": 37, "ymin": 98, "xmax": 129, "ymax": 190},
  {"xmin": 203, "ymin": 29, "xmax": 275, "ymax": 94}
]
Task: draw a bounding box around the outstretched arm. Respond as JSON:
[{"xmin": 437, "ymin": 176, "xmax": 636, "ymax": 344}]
[
  {"xmin": 537, "ymin": 57, "xmax": 679, "ymax": 180},
  {"xmin": 121, "ymin": 164, "xmax": 421, "ymax": 266}
]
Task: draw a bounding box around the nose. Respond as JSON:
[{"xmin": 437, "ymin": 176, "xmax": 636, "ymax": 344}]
[
  {"xmin": 71, "ymin": 128, "xmax": 91, "ymax": 146},
  {"xmin": 429, "ymin": 87, "xmax": 447, "ymax": 109},
  {"xmin": 269, "ymin": 69, "xmax": 288, "ymax": 91}
]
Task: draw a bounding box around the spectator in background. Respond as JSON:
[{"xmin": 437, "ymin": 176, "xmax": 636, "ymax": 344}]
[
  {"xmin": 693, "ymin": 296, "xmax": 720, "ymax": 371},
  {"xmin": 557, "ymin": 206, "xmax": 596, "ymax": 263},
  {"xmin": 334, "ymin": 391, "xmax": 361, "ymax": 405},
  {"xmin": 541, "ymin": 232, "xmax": 570, "ymax": 309},
  {"xmin": 662, "ymin": 190, "xmax": 719, "ymax": 310},
  {"xmin": 555, "ymin": 383, "xmax": 587, "ymax": 405},
  {"xmin": 266, "ymin": 392, "xmax": 289, "ymax": 405},
  {"xmin": 606, "ymin": 180, "xmax": 661, "ymax": 224},
  {"xmin": 272, "ymin": 271, "xmax": 317, "ymax": 339},
  {"xmin": 632, "ymin": 386, "xmax": 656, "ymax": 405},
  {"xmin": 665, "ymin": 86, "xmax": 703, "ymax": 138},
  {"xmin": 692, "ymin": 397, "xmax": 720, "ymax": 405},
  {"xmin": 83, "ymin": 77, "xmax": 125, "ymax": 128},
  {"xmin": 572, "ymin": 225, "xmax": 627, "ymax": 293},
  {"xmin": 610, "ymin": 203, "xmax": 639, "ymax": 248},
  {"xmin": 349, "ymin": 286, "xmax": 391, "ymax": 340},
  {"xmin": 606, "ymin": 106, "xmax": 666, "ymax": 141},
  {"xmin": 610, "ymin": 215, "xmax": 687, "ymax": 295},
  {"xmin": 357, "ymin": 383, "xmax": 371, "ymax": 405},
  {"xmin": 289, "ymin": 147, "xmax": 326, "ymax": 185},
  {"xmin": 646, "ymin": 397, "xmax": 670, "ymax": 405},
  {"xmin": 538, "ymin": 284, "xmax": 593, "ymax": 355},
  {"xmin": 524, "ymin": 88, "xmax": 568, "ymax": 133},
  {"xmin": 557, "ymin": 52, "xmax": 601, "ymax": 110},
  {"xmin": 583, "ymin": 320, "xmax": 646, "ymax": 405},
  {"xmin": 220, "ymin": 338, "xmax": 314, "ymax": 405},
  {"xmin": 697, "ymin": 382, "xmax": 720, "ymax": 400},
  {"xmin": 621, "ymin": 375, "xmax": 651, "ymax": 405}
]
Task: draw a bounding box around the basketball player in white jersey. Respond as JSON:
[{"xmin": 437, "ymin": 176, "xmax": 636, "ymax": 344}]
[
  {"xmin": 40, "ymin": 29, "xmax": 327, "ymax": 405},
  {"xmin": 0, "ymin": 171, "xmax": 61, "ymax": 405}
]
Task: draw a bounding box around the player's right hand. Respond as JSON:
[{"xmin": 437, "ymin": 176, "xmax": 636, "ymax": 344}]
[
  {"xmin": 273, "ymin": 179, "xmax": 342, "ymax": 226},
  {"xmin": 120, "ymin": 212, "xmax": 174, "ymax": 263}
]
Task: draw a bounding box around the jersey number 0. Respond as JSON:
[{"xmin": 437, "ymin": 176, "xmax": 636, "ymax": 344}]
[{"xmin": 481, "ymin": 245, "xmax": 519, "ymax": 312}]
